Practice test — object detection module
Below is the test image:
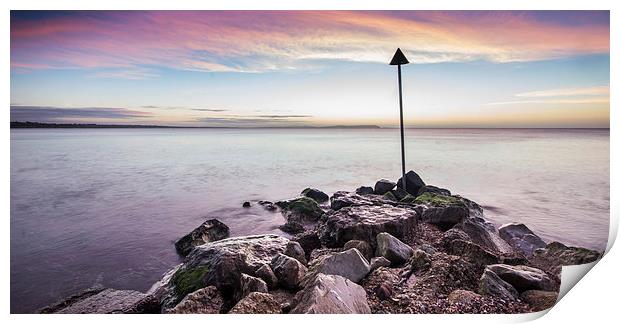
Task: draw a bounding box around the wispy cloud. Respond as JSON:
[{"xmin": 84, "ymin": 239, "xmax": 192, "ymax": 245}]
[
  {"xmin": 10, "ymin": 11, "xmax": 610, "ymax": 76},
  {"xmin": 10, "ymin": 105, "xmax": 152, "ymax": 122},
  {"xmin": 515, "ymin": 86, "xmax": 609, "ymax": 98},
  {"xmin": 486, "ymin": 85, "xmax": 610, "ymax": 106}
]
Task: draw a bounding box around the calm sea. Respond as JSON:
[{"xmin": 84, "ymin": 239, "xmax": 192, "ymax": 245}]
[{"xmin": 10, "ymin": 128, "xmax": 609, "ymax": 313}]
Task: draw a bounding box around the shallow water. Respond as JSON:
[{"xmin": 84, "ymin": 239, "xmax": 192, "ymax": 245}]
[{"xmin": 10, "ymin": 128, "xmax": 609, "ymax": 313}]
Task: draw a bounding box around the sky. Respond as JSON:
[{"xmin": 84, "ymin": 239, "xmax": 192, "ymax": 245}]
[{"xmin": 10, "ymin": 10, "xmax": 610, "ymax": 128}]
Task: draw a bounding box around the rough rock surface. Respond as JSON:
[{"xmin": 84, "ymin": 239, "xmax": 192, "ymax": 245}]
[
  {"xmin": 255, "ymin": 264, "xmax": 278, "ymax": 290},
  {"xmin": 301, "ymin": 188, "xmax": 329, "ymax": 203},
  {"xmin": 284, "ymin": 241, "xmax": 307, "ymax": 266},
  {"xmin": 374, "ymin": 179, "xmax": 396, "ymax": 195},
  {"xmin": 318, "ymin": 204, "xmax": 418, "ymax": 248},
  {"xmin": 418, "ymin": 185, "xmax": 451, "ymax": 196},
  {"xmin": 168, "ymin": 286, "xmax": 222, "ymax": 314},
  {"xmin": 376, "ymin": 232, "xmax": 414, "ymax": 265},
  {"xmin": 271, "ymin": 253, "xmax": 307, "ymax": 289},
  {"xmin": 486, "ymin": 264, "xmax": 555, "ymax": 292},
  {"xmin": 448, "ymin": 289, "xmax": 482, "ymax": 306},
  {"xmin": 174, "ymin": 219, "xmax": 230, "ymax": 257},
  {"xmin": 41, "ymin": 287, "xmax": 159, "ymax": 314},
  {"xmin": 343, "ymin": 240, "xmax": 373, "ymax": 262},
  {"xmin": 236, "ymin": 274, "xmax": 268, "ymax": 300},
  {"xmin": 306, "ymin": 248, "xmax": 371, "ymax": 283},
  {"xmin": 355, "ymin": 186, "xmax": 374, "ymax": 195},
  {"xmin": 529, "ymin": 241, "xmax": 601, "ymax": 277},
  {"xmin": 369, "ymin": 256, "xmax": 391, "ymax": 271},
  {"xmin": 329, "ymin": 191, "xmax": 397, "ymax": 211},
  {"xmin": 520, "ymin": 290, "xmax": 558, "ymax": 312},
  {"xmin": 477, "ymin": 269, "xmax": 519, "ymax": 301},
  {"xmin": 278, "ymin": 197, "xmax": 325, "ymax": 233},
  {"xmin": 229, "ymin": 292, "xmax": 282, "ymax": 314},
  {"xmin": 498, "ymin": 223, "xmax": 547, "ymax": 257},
  {"xmin": 396, "ymin": 170, "xmax": 426, "ymax": 196},
  {"xmin": 291, "ymin": 274, "xmax": 371, "ymax": 314},
  {"xmin": 293, "ymin": 230, "xmax": 322, "ymax": 259},
  {"xmin": 454, "ymin": 217, "xmax": 516, "ymax": 256},
  {"xmin": 154, "ymin": 234, "xmax": 289, "ymax": 310}
]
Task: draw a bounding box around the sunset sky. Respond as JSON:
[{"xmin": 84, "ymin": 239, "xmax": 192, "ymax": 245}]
[{"xmin": 10, "ymin": 10, "xmax": 610, "ymax": 127}]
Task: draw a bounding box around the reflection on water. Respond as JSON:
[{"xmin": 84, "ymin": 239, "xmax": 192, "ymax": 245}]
[{"xmin": 10, "ymin": 128, "xmax": 609, "ymax": 313}]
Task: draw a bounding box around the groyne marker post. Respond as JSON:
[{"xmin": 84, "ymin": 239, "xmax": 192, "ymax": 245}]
[{"xmin": 390, "ymin": 48, "xmax": 410, "ymax": 192}]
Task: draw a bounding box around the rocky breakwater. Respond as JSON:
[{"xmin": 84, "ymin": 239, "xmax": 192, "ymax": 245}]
[{"xmin": 42, "ymin": 170, "xmax": 603, "ymax": 314}]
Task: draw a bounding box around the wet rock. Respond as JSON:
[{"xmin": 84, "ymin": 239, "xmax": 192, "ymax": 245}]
[
  {"xmin": 477, "ymin": 269, "xmax": 518, "ymax": 301},
  {"xmin": 415, "ymin": 193, "xmax": 470, "ymax": 229},
  {"xmin": 399, "ymin": 194, "xmax": 416, "ymax": 203},
  {"xmin": 376, "ymin": 232, "xmax": 414, "ymax": 265},
  {"xmin": 229, "ymin": 292, "xmax": 281, "ymax": 314},
  {"xmin": 306, "ymin": 248, "xmax": 371, "ymax": 284},
  {"xmin": 382, "ymin": 191, "xmax": 398, "ymax": 201},
  {"xmin": 486, "ymin": 264, "xmax": 555, "ymax": 292},
  {"xmin": 343, "ymin": 239, "xmax": 373, "ymax": 262},
  {"xmin": 279, "ymin": 221, "xmax": 305, "ymax": 234},
  {"xmin": 255, "ymin": 264, "xmax": 278, "ymax": 290},
  {"xmin": 278, "ymin": 197, "xmax": 325, "ymax": 233},
  {"xmin": 369, "ymin": 256, "xmax": 391, "ymax": 271},
  {"xmin": 444, "ymin": 238, "xmax": 499, "ymax": 266},
  {"xmin": 242, "ymin": 201, "xmax": 251, "ymax": 208},
  {"xmin": 374, "ymin": 179, "xmax": 396, "ymax": 195},
  {"xmin": 407, "ymin": 249, "xmax": 432, "ymax": 273},
  {"xmin": 285, "ymin": 241, "xmax": 307, "ymax": 266},
  {"xmin": 329, "ymin": 191, "xmax": 396, "ymax": 211},
  {"xmin": 520, "ymin": 290, "xmax": 558, "ymax": 312},
  {"xmin": 498, "ymin": 223, "xmax": 547, "ymax": 257},
  {"xmin": 318, "ymin": 204, "xmax": 418, "ymax": 248},
  {"xmin": 236, "ymin": 274, "xmax": 268, "ymax": 301},
  {"xmin": 271, "ymin": 253, "xmax": 307, "ymax": 290},
  {"xmin": 355, "ymin": 186, "xmax": 374, "ymax": 195},
  {"xmin": 154, "ymin": 234, "xmax": 289, "ymax": 310},
  {"xmin": 447, "ymin": 289, "xmax": 481, "ymax": 305},
  {"xmin": 454, "ymin": 217, "xmax": 516, "ymax": 256},
  {"xmin": 291, "ymin": 274, "xmax": 371, "ymax": 314},
  {"xmin": 42, "ymin": 287, "xmax": 160, "ymax": 314},
  {"xmin": 529, "ymin": 241, "xmax": 601, "ymax": 277},
  {"xmin": 168, "ymin": 286, "xmax": 222, "ymax": 314},
  {"xmin": 396, "ymin": 170, "xmax": 426, "ymax": 196},
  {"xmin": 293, "ymin": 230, "xmax": 322, "ymax": 259},
  {"xmin": 418, "ymin": 185, "xmax": 451, "ymax": 196},
  {"xmin": 391, "ymin": 187, "xmax": 409, "ymax": 201},
  {"xmin": 174, "ymin": 219, "xmax": 230, "ymax": 257},
  {"xmin": 301, "ymin": 188, "xmax": 329, "ymax": 203}
]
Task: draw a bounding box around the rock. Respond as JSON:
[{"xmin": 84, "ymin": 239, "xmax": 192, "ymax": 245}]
[
  {"xmin": 375, "ymin": 283, "xmax": 393, "ymax": 300},
  {"xmin": 382, "ymin": 191, "xmax": 398, "ymax": 201},
  {"xmin": 293, "ymin": 231, "xmax": 322, "ymax": 259},
  {"xmin": 229, "ymin": 292, "xmax": 281, "ymax": 314},
  {"xmin": 520, "ymin": 290, "xmax": 558, "ymax": 312},
  {"xmin": 271, "ymin": 253, "xmax": 307, "ymax": 289},
  {"xmin": 277, "ymin": 197, "xmax": 324, "ymax": 233},
  {"xmin": 369, "ymin": 256, "xmax": 391, "ymax": 271},
  {"xmin": 168, "ymin": 286, "xmax": 222, "ymax": 314},
  {"xmin": 307, "ymin": 248, "xmax": 371, "ymax": 283},
  {"xmin": 329, "ymin": 191, "xmax": 396, "ymax": 211},
  {"xmin": 255, "ymin": 264, "xmax": 278, "ymax": 290},
  {"xmin": 291, "ymin": 274, "xmax": 371, "ymax": 314},
  {"xmin": 374, "ymin": 179, "xmax": 396, "ymax": 195},
  {"xmin": 259, "ymin": 200, "xmax": 278, "ymax": 211},
  {"xmin": 418, "ymin": 185, "xmax": 451, "ymax": 196},
  {"xmin": 154, "ymin": 234, "xmax": 289, "ymax": 310},
  {"xmin": 486, "ymin": 264, "xmax": 555, "ymax": 292},
  {"xmin": 318, "ymin": 204, "xmax": 417, "ymax": 248},
  {"xmin": 415, "ymin": 193, "xmax": 470, "ymax": 229},
  {"xmin": 443, "ymin": 238, "xmax": 499, "ymax": 266},
  {"xmin": 174, "ymin": 219, "xmax": 230, "ymax": 257},
  {"xmin": 301, "ymin": 188, "xmax": 329, "ymax": 203},
  {"xmin": 355, "ymin": 186, "xmax": 374, "ymax": 195},
  {"xmin": 454, "ymin": 217, "xmax": 516, "ymax": 256},
  {"xmin": 477, "ymin": 269, "xmax": 518, "ymax": 301},
  {"xmin": 396, "ymin": 170, "xmax": 426, "ymax": 196},
  {"xmin": 285, "ymin": 241, "xmax": 307, "ymax": 266},
  {"xmin": 406, "ymin": 249, "xmax": 431, "ymax": 273},
  {"xmin": 391, "ymin": 187, "xmax": 409, "ymax": 200},
  {"xmin": 235, "ymin": 274, "xmax": 268, "ymax": 301},
  {"xmin": 279, "ymin": 221, "xmax": 305, "ymax": 234},
  {"xmin": 41, "ymin": 287, "xmax": 160, "ymax": 314},
  {"xmin": 529, "ymin": 241, "xmax": 601, "ymax": 277},
  {"xmin": 343, "ymin": 240, "xmax": 373, "ymax": 262},
  {"xmin": 498, "ymin": 223, "xmax": 547, "ymax": 257},
  {"xmin": 242, "ymin": 201, "xmax": 251, "ymax": 208},
  {"xmin": 447, "ymin": 289, "xmax": 481, "ymax": 305},
  {"xmin": 399, "ymin": 194, "xmax": 416, "ymax": 203},
  {"xmin": 375, "ymin": 232, "xmax": 414, "ymax": 265}
]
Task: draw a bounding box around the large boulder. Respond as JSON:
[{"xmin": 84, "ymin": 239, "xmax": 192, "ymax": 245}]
[
  {"xmin": 486, "ymin": 264, "xmax": 555, "ymax": 292},
  {"xmin": 41, "ymin": 287, "xmax": 160, "ymax": 314},
  {"xmin": 174, "ymin": 219, "xmax": 230, "ymax": 257},
  {"xmin": 318, "ymin": 204, "xmax": 418, "ymax": 248},
  {"xmin": 375, "ymin": 232, "xmax": 414, "ymax": 265},
  {"xmin": 277, "ymin": 197, "xmax": 325, "ymax": 234},
  {"xmin": 369, "ymin": 256, "xmax": 391, "ymax": 271},
  {"xmin": 301, "ymin": 188, "xmax": 329, "ymax": 203},
  {"xmin": 152, "ymin": 234, "xmax": 289, "ymax": 310},
  {"xmin": 229, "ymin": 292, "xmax": 281, "ymax": 314},
  {"xmin": 477, "ymin": 269, "xmax": 518, "ymax": 301},
  {"xmin": 396, "ymin": 170, "xmax": 426, "ymax": 196},
  {"xmin": 271, "ymin": 253, "xmax": 307, "ymax": 290},
  {"xmin": 255, "ymin": 264, "xmax": 278, "ymax": 290},
  {"xmin": 305, "ymin": 248, "xmax": 371, "ymax": 284},
  {"xmin": 498, "ymin": 223, "xmax": 547, "ymax": 257},
  {"xmin": 418, "ymin": 185, "xmax": 451, "ymax": 196},
  {"xmin": 329, "ymin": 191, "xmax": 396, "ymax": 211},
  {"xmin": 355, "ymin": 186, "xmax": 374, "ymax": 195},
  {"xmin": 168, "ymin": 286, "xmax": 222, "ymax": 314},
  {"xmin": 343, "ymin": 240, "xmax": 373, "ymax": 262},
  {"xmin": 284, "ymin": 241, "xmax": 307, "ymax": 266},
  {"xmin": 520, "ymin": 290, "xmax": 558, "ymax": 312},
  {"xmin": 414, "ymin": 193, "xmax": 473, "ymax": 229},
  {"xmin": 235, "ymin": 274, "xmax": 268, "ymax": 301},
  {"xmin": 374, "ymin": 179, "xmax": 396, "ymax": 195},
  {"xmin": 529, "ymin": 241, "xmax": 601, "ymax": 277},
  {"xmin": 291, "ymin": 274, "xmax": 371, "ymax": 314},
  {"xmin": 453, "ymin": 217, "xmax": 516, "ymax": 256},
  {"xmin": 443, "ymin": 236, "xmax": 499, "ymax": 266},
  {"xmin": 293, "ymin": 230, "xmax": 322, "ymax": 259}
]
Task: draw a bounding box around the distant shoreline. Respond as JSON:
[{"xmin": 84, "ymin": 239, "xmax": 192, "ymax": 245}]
[{"xmin": 9, "ymin": 121, "xmax": 609, "ymax": 130}]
